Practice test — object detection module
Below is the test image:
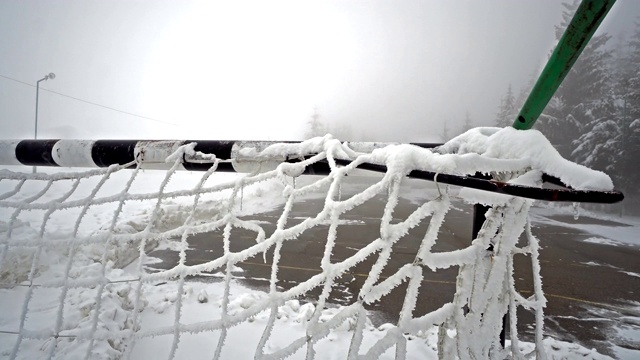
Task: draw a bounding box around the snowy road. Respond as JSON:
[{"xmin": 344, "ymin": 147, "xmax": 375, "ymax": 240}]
[{"xmin": 146, "ymin": 177, "xmax": 640, "ymax": 358}]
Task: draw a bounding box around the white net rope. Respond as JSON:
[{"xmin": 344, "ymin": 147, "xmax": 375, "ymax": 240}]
[{"xmin": 1, "ymin": 129, "xmax": 613, "ymax": 359}]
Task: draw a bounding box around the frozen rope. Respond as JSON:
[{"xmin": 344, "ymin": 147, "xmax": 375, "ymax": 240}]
[{"xmin": 0, "ymin": 130, "xmax": 614, "ymax": 359}]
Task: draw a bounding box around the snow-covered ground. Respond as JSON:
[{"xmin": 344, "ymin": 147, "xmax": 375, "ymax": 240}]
[
  {"xmin": 0, "ymin": 269, "xmax": 617, "ymax": 360},
  {"xmin": 530, "ymin": 206, "xmax": 640, "ymax": 248}
]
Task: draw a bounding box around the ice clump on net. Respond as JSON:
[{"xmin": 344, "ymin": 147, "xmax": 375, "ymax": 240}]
[{"xmin": 0, "ymin": 128, "xmax": 614, "ymax": 359}]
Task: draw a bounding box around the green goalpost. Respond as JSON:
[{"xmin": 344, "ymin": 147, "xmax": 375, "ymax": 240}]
[{"xmin": 513, "ymin": 0, "xmax": 616, "ymax": 130}]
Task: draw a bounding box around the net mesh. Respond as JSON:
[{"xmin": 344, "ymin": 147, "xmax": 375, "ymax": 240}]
[{"xmin": 0, "ymin": 138, "xmax": 546, "ymax": 359}]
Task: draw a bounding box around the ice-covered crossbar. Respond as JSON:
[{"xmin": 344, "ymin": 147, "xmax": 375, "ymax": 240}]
[{"xmin": 0, "ymin": 128, "xmax": 621, "ymax": 359}]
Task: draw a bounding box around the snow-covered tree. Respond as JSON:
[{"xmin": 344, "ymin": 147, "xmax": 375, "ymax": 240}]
[
  {"xmin": 572, "ymin": 18, "xmax": 640, "ymax": 214},
  {"xmin": 305, "ymin": 108, "xmax": 326, "ymax": 139},
  {"xmin": 623, "ymin": 20, "xmax": 640, "ymax": 133},
  {"xmin": 460, "ymin": 111, "xmax": 473, "ymax": 134},
  {"xmin": 571, "ymin": 94, "xmax": 619, "ymax": 172},
  {"xmin": 495, "ymin": 84, "xmax": 517, "ymax": 127},
  {"xmin": 537, "ymin": 0, "xmax": 613, "ymax": 159},
  {"xmin": 610, "ymin": 20, "xmax": 640, "ymax": 212},
  {"xmin": 540, "ymin": 94, "xmax": 582, "ymax": 158},
  {"xmin": 441, "ymin": 122, "xmax": 450, "ymax": 142}
]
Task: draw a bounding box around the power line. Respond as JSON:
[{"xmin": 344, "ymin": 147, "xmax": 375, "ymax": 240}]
[
  {"xmin": 43, "ymin": 87, "xmax": 179, "ymax": 127},
  {"xmin": 0, "ymin": 74, "xmax": 179, "ymax": 127},
  {"xmin": 0, "ymin": 74, "xmax": 32, "ymax": 87}
]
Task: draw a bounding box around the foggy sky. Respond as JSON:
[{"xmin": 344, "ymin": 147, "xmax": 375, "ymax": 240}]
[{"xmin": 1, "ymin": 0, "xmax": 639, "ymax": 143}]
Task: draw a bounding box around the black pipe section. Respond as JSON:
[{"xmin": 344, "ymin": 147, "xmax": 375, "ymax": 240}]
[
  {"xmin": 6, "ymin": 140, "xmax": 623, "ymax": 204},
  {"xmin": 332, "ymin": 159, "xmax": 624, "ymax": 204},
  {"xmin": 182, "ymin": 140, "xmax": 237, "ymax": 172},
  {"xmin": 91, "ymin": 140, "xmax": 139, "ymax": 167},
  {"xmin": 15, "ymin": 139, "xmax": 60, "ymax": 167}
]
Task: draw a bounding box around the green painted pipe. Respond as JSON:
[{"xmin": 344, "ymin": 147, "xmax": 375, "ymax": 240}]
[{"xmin": 513, "ymin": 0, "xmax": 616, "ymax": 130}]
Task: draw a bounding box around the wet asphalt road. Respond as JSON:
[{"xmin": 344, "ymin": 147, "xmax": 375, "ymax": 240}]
[{"xmin": 147, "ymin": 177, "xmax": 640, "ymax": 357}]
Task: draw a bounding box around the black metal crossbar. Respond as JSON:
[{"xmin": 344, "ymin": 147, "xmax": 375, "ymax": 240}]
[
  {"xmin": 331, "ymin": 159, "xmax": 623, "ymax": 204},
  {"xmin": 0, "ymin": 139, "xmax": 624, "ymax": 204}
]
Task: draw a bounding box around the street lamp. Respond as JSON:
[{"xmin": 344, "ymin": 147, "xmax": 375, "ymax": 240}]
[
  {"xmin": 33, "ymin": 72, "xmax": 55, "ymax": 173},
  {"xmin": 35, "ymin": 72, "xmax": 55, "ymax": 140}
]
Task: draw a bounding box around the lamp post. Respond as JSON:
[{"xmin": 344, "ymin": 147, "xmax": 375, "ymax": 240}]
[
  {"xmin": 35, "ymin": 73, "xmax": 55, "ymax": 140},
  {"xmin": 33, "ymin": 72, "xmax": 55, "ymax": 173}
]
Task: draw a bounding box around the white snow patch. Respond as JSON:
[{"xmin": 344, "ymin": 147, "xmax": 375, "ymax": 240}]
[
  {"xmin": 0, "ymin": 276, "xmax": 619, "ymax": 359},
  {"xmin": 620, "ymin": 271, "xmax": 640, "ymax": 278},
  {"xmin": 291, "ymin": 217, "xmax": 365, "ymax": 226},
  {"xmin": 507, "ymin": 338, "xmax": 614, "ymax": 359},
  {"xmin": 582, "ymin": 261, "xmax": 602, "ymax": 266},
  {"xmin": 611, "ymin": 324, "xmax": 640, "ymax": 360},
  {"xmin": 584, "ymin": 237, "xmax": 622, "ymax": 247},
  {"xmin": 530, "ymin": 207, "xmax": 640, "ymax": 247},
  {"xmin": 612, "ymin": 345, "xmax": 640, "ymax": 360}
]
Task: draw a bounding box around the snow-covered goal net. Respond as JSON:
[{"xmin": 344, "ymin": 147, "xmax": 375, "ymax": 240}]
[{"xmin": 0, "ymin": 128, "xmax": 621, "ymax": 359}]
